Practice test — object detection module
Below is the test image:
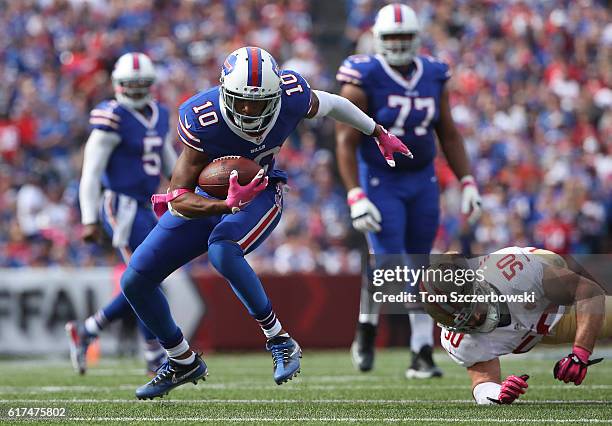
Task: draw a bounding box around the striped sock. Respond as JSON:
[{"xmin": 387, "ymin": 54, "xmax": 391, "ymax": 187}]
[
  {"xmin": 84, "ymin": 311, "xmax": 108, "ymax": 336},
  {"xmin": 256, "ymin": 309, "xmax": 282, "ymax": 338}
]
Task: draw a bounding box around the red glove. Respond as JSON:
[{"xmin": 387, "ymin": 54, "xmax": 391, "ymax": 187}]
[
  {"xmin": 553, "ymin": 346, "xmax": 603, "ymax": 386},
  {"xmin": 225, "ymin": 169, "xmax": 268, "ymax": 213},
  {"xmin": 373, "ymin": 126, "xmax": 413, "ymax": 167},
  {"xmin": 487, "ymin": 375, "xmax": 529, "ymax": 404}
]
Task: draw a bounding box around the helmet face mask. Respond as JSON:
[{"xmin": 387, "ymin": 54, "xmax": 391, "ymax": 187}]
[
  {"xmin": 220, "ymin": 47, "xmax": 282, "ymax": 136},
  {"xmin": 115, "ymin": 79, "xmax": 154, "ymax": 104},
  {"xmin": 112, "ymin": 53, "xmax": 156, "ymax": 109},
  {"xmin": 372, "ymin": 4, "xmax": 421, "ymax": 66},
  {"xmin": 444, "ymin": 280, "xmax": 501, "ymax": 334},
  {"xmin": 421, "ymin": 255, "xmax": 501, "ymax": 334},
  {"xmin": 220, "ymin": 86, "xmax": 280, "ymax": 134}
]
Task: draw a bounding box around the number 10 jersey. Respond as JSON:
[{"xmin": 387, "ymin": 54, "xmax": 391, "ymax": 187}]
[{"xmin": 177, "ymin": 70, "xmax": 312, "ymax": 185}]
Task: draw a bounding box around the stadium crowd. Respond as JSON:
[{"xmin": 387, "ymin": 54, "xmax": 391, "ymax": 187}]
[{"xmin": 0, "ymin": 0, "xmax": 610, "ymax": 273}]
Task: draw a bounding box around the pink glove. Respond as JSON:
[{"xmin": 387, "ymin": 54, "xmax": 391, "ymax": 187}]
[
  {"xmin": 225, "ymin": 169, "xmax": 268, "ymax": 214},
  {"xmin": 554, "ymin": 346, "xmax": 603, "ymax": 385},
  {"xmin": 151, "ymin": 188, "xmax": 191, "ymax": 218},
  {"xmin": 495, "ymin": 374, "xmax": 529, "ymax": 404},
  {"xmin": 373, "ymin": 126, "xmax": 413, "ymax": 167}
]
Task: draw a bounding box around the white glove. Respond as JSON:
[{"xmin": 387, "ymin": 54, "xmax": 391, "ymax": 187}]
[
  {"xmin": 460, "ymin": 175, "xmax": 482, "ymax": 225},
  {"xmin": 347, "ymin": 187, "xmax": 381, "ymax": 233}
]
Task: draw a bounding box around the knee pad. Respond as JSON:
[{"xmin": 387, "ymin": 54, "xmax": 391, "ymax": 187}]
[{"xmin": 208, "ymin": 240, "xmax": 242, "ymax": 273}]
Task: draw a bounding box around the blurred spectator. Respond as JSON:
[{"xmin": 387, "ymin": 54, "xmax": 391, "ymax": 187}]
[{"xmin": 0, "ymin": 0, "xmax": 610, "ymax": 272}]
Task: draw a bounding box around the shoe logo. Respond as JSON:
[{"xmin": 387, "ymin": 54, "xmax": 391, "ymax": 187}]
[
  {"xmin": 172, "ymin": 366, "xmax": 199, "ymax": 384},
  {"xmin": 289, "ymin": 345, "xmax": 300, "ymax": 357},
  {"xmin": 184, "ymin": 115, "xmax": 192, "ymax": 129}
]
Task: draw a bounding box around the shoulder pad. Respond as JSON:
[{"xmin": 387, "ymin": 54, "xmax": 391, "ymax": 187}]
[
  {"xmin": 421, "ymin": 55, "xmax": 452, "ymax": 81},
  {"xmin": 280, "ymin": 70, "xmax": 311, "ymax": 117},
  {"xmin": 177, "ymin": 89, "xmax": 222, "ymax": 152},
  {"xmin": 336, "ymin": 55, "xmax": 376, "ymax": 86},
  {"xmin": 441, "ymin": 330, "xmax": 494, "ymax": 367},
  {"xmin": 89, "ymin": 100, "xmax": 121, "ymax": 132}
]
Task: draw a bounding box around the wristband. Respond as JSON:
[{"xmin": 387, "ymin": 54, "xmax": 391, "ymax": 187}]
[
  {"xmin": 572, "ymin": 345, "xmax": 591, "ymax": 364},
  {"xmin": 151, "ymin": 188, "xmax": 191, "ymax": 219},
  {"xmin": 347, "ymin": 187, "xmax": 366, "ymax": 206},
  {"xmin": 460, "ymin": 175, "xmax": 476, "ymax": 188}
]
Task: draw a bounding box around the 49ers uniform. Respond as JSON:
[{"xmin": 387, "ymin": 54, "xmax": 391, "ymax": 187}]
[{"xmin": 441, "ymin": 247, "xmax": 566, "ymax": 367}]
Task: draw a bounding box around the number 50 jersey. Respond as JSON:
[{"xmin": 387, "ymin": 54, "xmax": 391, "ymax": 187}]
[
  {"xmin": 440, "ymin": 247, "xmax": 566, "ymax": 367},
  {"xmin": 177, "ymin": 70, "xmax": 311, "ymax": 184},
  {"xmin": 336, "ymin": 54, "xmax": 450, "ymax": 172}
]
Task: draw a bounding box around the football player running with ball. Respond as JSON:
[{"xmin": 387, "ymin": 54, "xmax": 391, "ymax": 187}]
[
  {"xmin": 66, "ymin": 52, "xmax": 177, "ymax": 375},
  {"xmin": 119, "ymin": 46, "xmax": 409, "ymax": 399},
  {"xmin": 421, "ymin": 247, "xmax": 610, "ymax": 404},
  {"xmin": 336, "ymin": 3, "xmax": 481, "ymax": 377}
]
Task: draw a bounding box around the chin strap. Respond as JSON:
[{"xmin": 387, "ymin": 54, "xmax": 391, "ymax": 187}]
[{"xmin": 151, "ymin": 188, "xmax": 191, "ymax": 218}]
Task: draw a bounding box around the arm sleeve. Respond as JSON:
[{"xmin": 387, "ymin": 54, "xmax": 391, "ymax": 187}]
[
  {"xmin": 161, "ymin": 133, "xmax": 178, "ymax": 178},
  {"xmin": 79, "ymin": 129, "xmax": 121, "ymax": 225},
  {"xmin": 311, "ymin": 89, "xmax": 376, "ymax": 135}
]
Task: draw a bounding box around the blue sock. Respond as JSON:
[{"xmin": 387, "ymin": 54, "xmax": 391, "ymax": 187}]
[
  {"xmin": 136, "ymin": 318, "xmax": 157, "ymax": 341},
  {"xmin": 121, "ymin": 266, "xmax": 183, "ymax": 348},
  {"xmin": 208, "ymin": 240, "xmax": 271, "ymax": 318},
  {"xmin": 99, "ymin": 292, "xmax": 157, "ymax": 341},
  {"xmin": 101, "ymin": 293, "xmax": 132, "ymax": 323}
]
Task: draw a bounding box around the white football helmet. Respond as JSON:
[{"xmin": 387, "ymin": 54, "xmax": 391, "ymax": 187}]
[
  {"xmin": 220, "ymin": 47, "xmax": 281, "ymax": 135},
  {"xmin": 112, "ymin": 52, "xmax": 156, "ymax": 109},
  {"xmin": 372, "ymin": 3, "xmax": 421, "ymax": 66}
]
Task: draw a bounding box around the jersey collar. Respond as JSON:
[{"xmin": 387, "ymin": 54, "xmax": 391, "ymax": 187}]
[
  {"xmin": 218, "ymin": 92, "xmax": 281, "ymax": 145},
  {"xmin": 124, "ymin": 101, "xmax": 159, "ymax": 130},
  {"xmin": 375, "ymin": 54, "xmax": 423, "ymax": 91}
]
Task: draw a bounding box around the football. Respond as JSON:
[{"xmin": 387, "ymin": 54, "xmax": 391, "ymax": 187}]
[{"xmin": 198, "ymin": 156, "xmax": 262, "ymax": 199}]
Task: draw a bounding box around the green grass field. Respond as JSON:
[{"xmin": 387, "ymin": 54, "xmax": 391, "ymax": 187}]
[{"xmin": 0, "ymin": 349, "xmax": 610, "ymax": 425}]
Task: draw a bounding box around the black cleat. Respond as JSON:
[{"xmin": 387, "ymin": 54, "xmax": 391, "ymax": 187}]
[
  {"xmin": 135, "ymin": 353, "xmax": 208, "ymax": 400},
  {"xmin": 405, "ymin": 345, "xmax": 443, "ymax": 379},
  {"xmin": 350, "ymin": 322, "xmax": 377, "ymax": 372}
]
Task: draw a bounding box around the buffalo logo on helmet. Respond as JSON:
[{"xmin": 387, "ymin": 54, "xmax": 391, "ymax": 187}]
[{"xmin": 223, "ymin": 54, "xmax": 237, "ymax": 76}]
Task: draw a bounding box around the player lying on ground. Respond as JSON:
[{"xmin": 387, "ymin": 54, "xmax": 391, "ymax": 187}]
[
  {"xmin": 119, "ymin": 46, "xmax": 410, "ymax": 399},
  {"xmin": 66, "ymin": 52, "xmax": 177, "ymax": 375},
  {"xmin": 336, "ymin": 3, "xmax": 481, "ymax": 378},
  {"xmin": 420, "ymin": 247, "xmax": 610, "ymax": 404}
]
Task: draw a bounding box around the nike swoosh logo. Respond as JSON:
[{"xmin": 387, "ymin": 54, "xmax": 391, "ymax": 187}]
[
  {"xmin": 238, "ymin": 200, "xmax": 250, "ymax": 207},
  {"xmin": 172, "ymin": 365, "xmax": 200, "ymax": 384},
  {"xmin": 289, "ymin": 345, "xmax": 300, "ymax": 357},
  {"xmin": 184, "ymin": 115, "xmax": 192, "ymax": 129}
]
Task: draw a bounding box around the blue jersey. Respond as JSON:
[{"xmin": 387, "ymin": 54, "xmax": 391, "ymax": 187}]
[
  {"xmin": 176, "ymin": 70, "xmax": 311, "ymax": 183},
  {"xmin": 89, "ymin": 100, "xmax": 170, "ymax": 203},
  {"xmin": 337, "ymin": 54, "xmax": 451, "ymax": 171}
]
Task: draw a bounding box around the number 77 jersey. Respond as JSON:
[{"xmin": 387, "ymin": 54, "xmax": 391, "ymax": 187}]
[
  {"xmin": 177, "ymin": 69, "xmax": 311, "ymax": 183},
  {"xmin": 337, "ymin": 54, "xmax": 450, "ymax": 172}
]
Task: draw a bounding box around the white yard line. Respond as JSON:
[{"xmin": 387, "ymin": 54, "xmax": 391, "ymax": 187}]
[
  {"xmin": 0, "ymin": 399, "xmax": 609, "ymax": 405},
  {"xmin": 1, "ymin": 384, "xmax": 611, "ymax": 394},
  {"xmin": 61, "ymin": 417, "xmax": 612, "ymax": 423}
]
